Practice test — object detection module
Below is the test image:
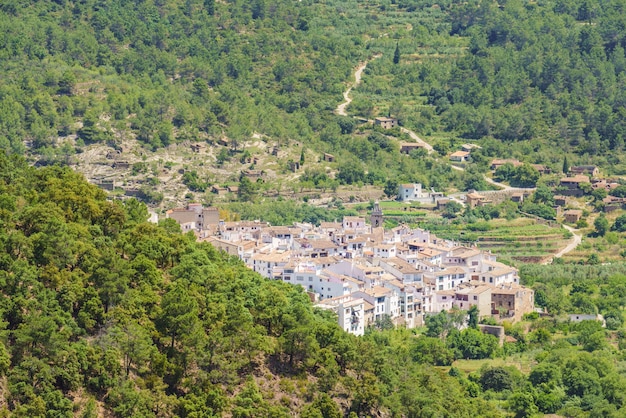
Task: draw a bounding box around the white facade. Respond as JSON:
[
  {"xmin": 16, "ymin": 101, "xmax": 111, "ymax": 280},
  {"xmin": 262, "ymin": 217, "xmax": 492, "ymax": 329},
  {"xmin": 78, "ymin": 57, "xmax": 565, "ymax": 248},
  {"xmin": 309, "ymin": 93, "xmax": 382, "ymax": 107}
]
[
  {"xmin": 338, "ymin": 299, "xmax": 366, "ymax": 336},
  {"xmin": 353, "ymin": 287, "xmax": 400, "ymax": 322},
  {"xmin": 317, "ymin": 296, "xmax": 366, "ymax": 336},
  {"xmin": 398, "ymin": 183, "xmax": 425, "ymax": 201}
]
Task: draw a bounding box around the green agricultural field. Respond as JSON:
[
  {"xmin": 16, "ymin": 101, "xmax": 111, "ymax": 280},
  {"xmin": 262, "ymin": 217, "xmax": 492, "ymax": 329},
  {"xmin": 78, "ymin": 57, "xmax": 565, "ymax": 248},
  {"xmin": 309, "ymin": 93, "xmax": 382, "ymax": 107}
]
[{"xmin": 421, "ymin": 217, "xmax": 570, "ymax": 263}]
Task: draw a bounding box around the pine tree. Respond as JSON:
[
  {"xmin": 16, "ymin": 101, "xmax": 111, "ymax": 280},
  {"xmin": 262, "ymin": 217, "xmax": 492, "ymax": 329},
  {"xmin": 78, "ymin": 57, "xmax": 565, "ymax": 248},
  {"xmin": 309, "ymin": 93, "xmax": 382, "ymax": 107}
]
[
  {"xmin": 205, "ymin": 0, "xmax": 215, "ymax": 15},
  {"xmin": 393, "ymin": 43, "xmax": 400, "ymax": 65}
]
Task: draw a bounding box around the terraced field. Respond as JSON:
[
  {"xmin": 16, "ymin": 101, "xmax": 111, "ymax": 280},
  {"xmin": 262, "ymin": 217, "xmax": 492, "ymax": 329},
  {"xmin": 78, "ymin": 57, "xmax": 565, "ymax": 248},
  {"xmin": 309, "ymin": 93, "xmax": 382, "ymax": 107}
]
[{"xmin": 421, "ymin": 218, "xmax": 570, "ymax": 263}]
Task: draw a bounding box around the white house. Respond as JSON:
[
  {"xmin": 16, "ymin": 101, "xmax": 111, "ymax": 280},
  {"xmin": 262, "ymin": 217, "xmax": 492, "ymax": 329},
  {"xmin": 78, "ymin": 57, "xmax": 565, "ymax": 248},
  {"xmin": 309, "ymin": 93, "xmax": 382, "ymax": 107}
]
[
  {"xmin": 342, "ymin": 216, "xmax": 367, "ymax": 233},
  {"xmin": 424, "ymin": 266, "xmax": 469, "ymax": 291},
  {"xmin": 398, "ymin": 183, "xmax": 426, "ymax": 201},
  {"xmin": 316, "ymin": 296, "xmax": 366, "ymax": 336},
  {"xmin": 371, "ymin": 243, "xmax": 397, "ymax": 259},
  {"xmin": 353, "ymin": 286, "xmax": 400, "ymax": 323},
  {"xmin": 449, "ymin": 151, "xmax": 470, "ymax": 162},
  {"xmin": 377, "ymin": 257, "xmax": 422, "ymax": 283},
  {"xmin": 477, "ymin": 263, "xmax": 519, "ymax": 286},
  {"xmin": 383, "ymin": 279, "xmax": 423, "ymax": 328},
  {"xmin": 432, "ymin": 290, "xmax": 456, "ymax": 313}
]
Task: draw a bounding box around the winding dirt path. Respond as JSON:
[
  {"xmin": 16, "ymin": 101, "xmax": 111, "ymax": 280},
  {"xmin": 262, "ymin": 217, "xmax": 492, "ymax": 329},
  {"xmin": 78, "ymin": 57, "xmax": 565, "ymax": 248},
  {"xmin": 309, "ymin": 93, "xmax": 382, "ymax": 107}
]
[
  {"xmin": 544, "ymin": 224, "xmax": 582, "ymax": 263},
  {"xmin": 336, "ymin": 55, "xmax": 381, "ymax": 116}
]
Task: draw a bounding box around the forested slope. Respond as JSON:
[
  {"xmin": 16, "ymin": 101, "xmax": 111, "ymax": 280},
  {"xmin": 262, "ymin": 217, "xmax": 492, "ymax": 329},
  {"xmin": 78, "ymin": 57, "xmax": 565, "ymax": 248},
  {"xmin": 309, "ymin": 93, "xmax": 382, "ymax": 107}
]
[
  {"xmin": 361, "ymin": 0, "xmax": 626, "ymax": 171},
  {"xmin": 0, "ymin": 0, "xmax": 361, "ymax": 154},
  {"xmin": 5, "ymin": 0, "xmax": 626, "ymax": 195},
  {"xmin": 0, "ymin": 152, "xmax": 499, "ymax": 416}
]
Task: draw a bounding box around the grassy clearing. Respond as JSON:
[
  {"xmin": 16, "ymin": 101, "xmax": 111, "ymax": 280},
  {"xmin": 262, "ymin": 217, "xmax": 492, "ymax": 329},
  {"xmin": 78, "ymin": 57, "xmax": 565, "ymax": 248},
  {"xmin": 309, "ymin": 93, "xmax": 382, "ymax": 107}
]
[{"xmin": 450, "ymin": 352, "xmax": 537, "ymax": 375}]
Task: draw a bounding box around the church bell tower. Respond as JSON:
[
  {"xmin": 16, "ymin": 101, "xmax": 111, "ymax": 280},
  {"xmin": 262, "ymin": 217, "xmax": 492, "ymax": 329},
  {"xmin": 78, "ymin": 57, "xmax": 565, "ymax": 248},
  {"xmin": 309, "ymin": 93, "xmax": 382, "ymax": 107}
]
[{"xmin": 370, "ymin": 201, "xmax": 383, "ymax": 228}]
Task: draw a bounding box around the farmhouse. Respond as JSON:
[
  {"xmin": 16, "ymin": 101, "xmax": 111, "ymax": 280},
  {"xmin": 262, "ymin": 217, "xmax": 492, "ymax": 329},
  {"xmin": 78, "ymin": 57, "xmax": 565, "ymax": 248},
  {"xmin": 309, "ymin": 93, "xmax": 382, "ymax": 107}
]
[
  {"xmin": 461, "ymin": 143, "xmax": 482, "ymax": 153},
  {"xmin": 563, "ymin": 210, "xmax": 583, "ymax": 223},
  {"xmin": 400, "ymin": 142, "xmax": 427, "ymax": 154},
  {"xmin": 559, "ymin": 175, "xmax": 590, "ymax": 197},
  {"xmin": 449, "ymin": 151, "xmax": 470, "ymax": 162},
  {"xmin": 466, "ymin": 191, "xmax": 492, "ymax": 208},
  {"xmin": 374, "ymin": 117, "xmax": 398, "ymax": 129},
  {"xmin": 491, "ymin": 283, "xmax": 535, "ymax": 321},
  {"xmin": 490, "ymin": 159, "xmax": 522, "ymax": 170},
  {"xmin": 570, "ymin": 165, "xmax": 599, "ymax": 176}
]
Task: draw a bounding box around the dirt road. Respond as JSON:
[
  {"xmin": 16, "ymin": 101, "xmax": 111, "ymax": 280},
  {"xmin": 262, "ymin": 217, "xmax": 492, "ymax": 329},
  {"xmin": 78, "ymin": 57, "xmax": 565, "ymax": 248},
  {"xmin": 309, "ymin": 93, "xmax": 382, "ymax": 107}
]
[
  {"xmin": 544, "ymin": 224, "xmax": 582, "ymax": 263},
  {"xmin": 336, "ymin": 55, "xmax": 380, "ymax": 116}
]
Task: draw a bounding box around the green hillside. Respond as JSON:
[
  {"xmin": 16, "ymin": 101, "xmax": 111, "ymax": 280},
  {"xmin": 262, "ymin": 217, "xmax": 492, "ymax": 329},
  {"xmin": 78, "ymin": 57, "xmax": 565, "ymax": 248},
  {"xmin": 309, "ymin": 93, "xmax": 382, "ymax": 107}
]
[
  {"xmin": 0, "ymin": 152, "xmax": 502, "ymax": 416},
  {"xmin": 4, "ymin": 0, "xmax": 626, "ymax": 205}
]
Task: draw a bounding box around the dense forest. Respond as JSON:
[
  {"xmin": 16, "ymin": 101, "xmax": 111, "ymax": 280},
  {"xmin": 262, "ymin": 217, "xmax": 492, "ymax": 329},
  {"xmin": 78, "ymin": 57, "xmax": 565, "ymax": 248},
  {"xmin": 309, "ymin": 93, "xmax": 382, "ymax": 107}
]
[
  {"xmin": 356, "ymin": 0, "xmax": 626, "ymax": 173},
  {"xmin": 0, "ymin": 0, "xmax": 362, "ymax": 154}
]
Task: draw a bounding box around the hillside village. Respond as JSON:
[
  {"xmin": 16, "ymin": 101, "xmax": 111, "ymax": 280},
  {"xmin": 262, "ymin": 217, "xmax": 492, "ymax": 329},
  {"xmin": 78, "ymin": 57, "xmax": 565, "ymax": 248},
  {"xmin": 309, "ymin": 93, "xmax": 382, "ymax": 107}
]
[{"xmin": 166, "ymin": 202, "xmax": 535, "ymax": 336}]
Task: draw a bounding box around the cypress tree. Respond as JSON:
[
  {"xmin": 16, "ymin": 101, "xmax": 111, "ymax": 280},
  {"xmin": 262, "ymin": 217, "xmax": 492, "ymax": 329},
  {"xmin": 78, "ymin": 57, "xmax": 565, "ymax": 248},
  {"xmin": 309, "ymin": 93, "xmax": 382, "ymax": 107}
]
[
  {"xmin": 563, "ymin": 156, "xmax": 569, "ymax": 174},
  {"xmin": 393, "ymin": 43, "xmax": 400, "ymax": 64}
]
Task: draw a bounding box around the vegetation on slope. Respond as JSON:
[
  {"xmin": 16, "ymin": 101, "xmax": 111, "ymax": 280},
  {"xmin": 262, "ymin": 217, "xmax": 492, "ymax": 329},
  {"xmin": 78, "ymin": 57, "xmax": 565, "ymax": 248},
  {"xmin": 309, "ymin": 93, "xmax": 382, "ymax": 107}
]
[
  {"xmin": 0, "ymin": 152, "xmax": 500, "ymax": 416},
  {"xmin": 6, "ymin": 0, "xmax": 626, "ymax": 203}
]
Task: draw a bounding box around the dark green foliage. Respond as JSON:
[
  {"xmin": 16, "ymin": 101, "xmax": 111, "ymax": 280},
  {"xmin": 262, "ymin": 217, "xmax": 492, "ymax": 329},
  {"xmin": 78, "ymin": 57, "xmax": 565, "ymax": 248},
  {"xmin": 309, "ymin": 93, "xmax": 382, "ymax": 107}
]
[
  {"xmin": 411, "ymin": 337, "xmax": 454, "ymax": 366},
  {"xmin": 443, "ymin": 201, "xmax": 463, "ymax": 219},
  {"xmin": 612, "ymin": 214, "xmax": 626, "ymax": 232},
  {"xmin": 237, "ymin": 176, "xmax": 257, "ymax": 202},
  {"xmin": 480, "ymin": 366, "xmax": 519, "ymax": 392},
  {"xmin": 393, "ymin": 43, "xmax": 400, "ymax": 65},
  {"xmin": 495, "ymin": 163, "xmax": 540, "ymax": 187},
  {"xmin": 521, "ymin": 202, "xmax": 556, "ymax": 220},
  {"xmin": 182, "ymin": 171, "xmax": 209, "ymax": 192},
  {"xmin": 447, "ymin": 328, "xmax": 498, "ymax": 360},
  {"xmin": 594, "ymin": 214, "xmax": 609, "ymax": 237}
]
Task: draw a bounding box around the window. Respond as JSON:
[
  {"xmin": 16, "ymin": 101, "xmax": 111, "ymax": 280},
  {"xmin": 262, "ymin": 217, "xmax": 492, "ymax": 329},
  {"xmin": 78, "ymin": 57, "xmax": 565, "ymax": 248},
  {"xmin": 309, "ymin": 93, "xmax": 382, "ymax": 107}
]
[
  {"xmin": 438, "ymin": 285, "xmax": 443, "ymax": 290},
  {"xmin": 309, "ymin": 277, "xmax": 312, "ymax": 281},
  {"xmin": 473, "ymin": 295, "xmax": 477, "ymax": 301}
]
